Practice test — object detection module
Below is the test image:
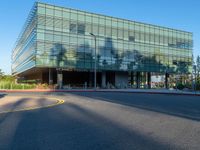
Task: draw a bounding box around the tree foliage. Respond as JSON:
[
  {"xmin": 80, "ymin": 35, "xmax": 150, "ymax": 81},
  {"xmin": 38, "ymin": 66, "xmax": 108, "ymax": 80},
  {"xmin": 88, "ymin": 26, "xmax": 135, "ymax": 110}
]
[
  {"xmin": 196, "ymin": 55, "xmax": 200, "ymax": 76},
  {"xmin": 0, "ymin": 69, "xmax": 4, "ymax": 77}
]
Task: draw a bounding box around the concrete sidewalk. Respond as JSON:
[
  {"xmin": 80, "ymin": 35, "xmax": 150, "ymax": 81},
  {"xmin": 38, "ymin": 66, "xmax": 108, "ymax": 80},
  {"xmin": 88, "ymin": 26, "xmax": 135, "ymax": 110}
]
[{"xmin": 0, "ymin": 88, "xmax": 200, "ymax": 96}]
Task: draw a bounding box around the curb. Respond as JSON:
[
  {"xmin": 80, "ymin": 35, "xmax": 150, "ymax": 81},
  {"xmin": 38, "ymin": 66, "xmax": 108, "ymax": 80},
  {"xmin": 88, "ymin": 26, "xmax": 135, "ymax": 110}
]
[{"xmin": 0, "ymin": 89, "xmax": 200, "ymax": 96}]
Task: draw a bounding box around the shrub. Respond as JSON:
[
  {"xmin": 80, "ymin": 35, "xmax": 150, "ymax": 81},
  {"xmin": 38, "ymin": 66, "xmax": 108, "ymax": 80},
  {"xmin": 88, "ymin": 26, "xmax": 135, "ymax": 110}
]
[
  {"xmin": 0, "ymin": 81, "xmax": 36, "ymax": 89},
  {"xmin": 177, "ymin": 83, "xmax": 185, "ymax": 90}
]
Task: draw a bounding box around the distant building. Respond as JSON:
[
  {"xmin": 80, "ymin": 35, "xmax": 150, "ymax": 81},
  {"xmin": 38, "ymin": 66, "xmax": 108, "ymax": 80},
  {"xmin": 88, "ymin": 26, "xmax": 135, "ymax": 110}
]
[{"xmin": 12, "ymin": 2, "xmax": 193, "ymax": 88}]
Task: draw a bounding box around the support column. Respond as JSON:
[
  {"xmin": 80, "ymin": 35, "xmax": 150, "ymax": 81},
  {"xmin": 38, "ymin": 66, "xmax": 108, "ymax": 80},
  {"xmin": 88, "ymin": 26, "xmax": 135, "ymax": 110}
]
[
  {"xmin": 89, "ymin": 72, "xmax": 93, "ymax": 88},
  {"xmin": 49, "ymin": 68, "xmax": 53, "ymax": 85},
  {"xmin": 148, "ymin": 72, "xmax": 151, "ymax": 89},
  {"xmin": 101, "ymin": 71, "xmax": 106, "ymax": 88},
  {"xmin": 165, "ymin": 73, "xmax": 169, "ymax": 89},
  {"xmin": 115, "ymin": 72, "xmax": 128, "ymax": 88},
  {"xmin": 136, "ymin": 72, "xmax": 140, "ymax": 89},
  {"xmin": 131, "ymin": 71, "xmax": 133, "ymax": 88},
  {"xmin": 57, "ymin": 70, "xmax": 63, "ymax": 89}
]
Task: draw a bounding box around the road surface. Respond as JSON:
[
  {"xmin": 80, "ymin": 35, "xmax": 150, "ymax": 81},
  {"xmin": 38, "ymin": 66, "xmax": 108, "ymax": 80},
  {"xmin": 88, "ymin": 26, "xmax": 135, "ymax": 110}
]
[{"xmin": 0, "ymin": 92, "xmax": 199, "ymax": 150}]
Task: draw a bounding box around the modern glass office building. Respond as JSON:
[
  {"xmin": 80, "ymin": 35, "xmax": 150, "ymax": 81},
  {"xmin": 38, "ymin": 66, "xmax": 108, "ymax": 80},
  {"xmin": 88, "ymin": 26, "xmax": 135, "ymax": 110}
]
[{"xmin": 12, "ymin": 2, "xmax": 193, "ymax": 88}]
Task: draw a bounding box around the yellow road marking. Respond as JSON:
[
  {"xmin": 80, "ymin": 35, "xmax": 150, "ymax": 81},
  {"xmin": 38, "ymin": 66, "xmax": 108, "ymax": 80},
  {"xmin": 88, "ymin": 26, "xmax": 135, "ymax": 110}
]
[{"xmin": 0, "ymin": 97, "xmax": 65, "ymax": 114}]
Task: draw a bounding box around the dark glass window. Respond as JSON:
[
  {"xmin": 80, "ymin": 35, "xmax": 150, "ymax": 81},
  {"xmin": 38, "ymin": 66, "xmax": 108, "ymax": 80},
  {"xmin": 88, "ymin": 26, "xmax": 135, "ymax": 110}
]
[
  {"xmin": 77, "ymin": 24, "xmax": 85, "ymax": 35},
  {"xmin": 70, "ymin": 23, "xmax": 77, "ymax": 33},
  {"xmin": 168, "ymin": 43, "xmax": 176, "ymax": 48},
  {"xmin": 173, "ymin": 60, "xmax": 177, "ymax": 65},
  {"xmin": 129, "ymin": 36, "xmax": 135, "ymax": 42},
  {"xmin": 176, "ymin": 42, "xmax": 186, "ymax": 49}
]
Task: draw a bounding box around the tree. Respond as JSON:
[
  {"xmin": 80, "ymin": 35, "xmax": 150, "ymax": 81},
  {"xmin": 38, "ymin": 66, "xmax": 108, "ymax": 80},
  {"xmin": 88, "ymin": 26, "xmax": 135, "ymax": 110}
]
[
  {"xmin": 196, "ymin": 55, "xmax": 200, "ymax": 77},
  {"xmin": 0, "ymin": 69, "xmax": 4, "ymax": 77}
]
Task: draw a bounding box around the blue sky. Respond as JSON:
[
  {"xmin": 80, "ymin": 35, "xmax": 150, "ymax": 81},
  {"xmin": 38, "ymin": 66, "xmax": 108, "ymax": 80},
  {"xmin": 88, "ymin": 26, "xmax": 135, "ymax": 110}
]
[{"xmin": 0, "ymin": 0, "xmax": 199, "ymax": 74}]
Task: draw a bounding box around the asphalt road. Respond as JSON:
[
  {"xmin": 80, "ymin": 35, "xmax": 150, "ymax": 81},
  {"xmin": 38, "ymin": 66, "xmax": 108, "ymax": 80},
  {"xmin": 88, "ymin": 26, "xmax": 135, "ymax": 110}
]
[{"xmin": 0, "ymin": 92, "xmax": 200, "ymax": 150}]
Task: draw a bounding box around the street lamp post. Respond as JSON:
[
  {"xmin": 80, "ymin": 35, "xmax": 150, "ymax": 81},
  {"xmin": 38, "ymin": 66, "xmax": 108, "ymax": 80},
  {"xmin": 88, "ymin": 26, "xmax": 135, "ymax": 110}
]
[
  {"xmin": 90, "ymin": 33, "xmax": 97, "ymax": 90},
  {"xmin": 165, "ymin": 66, "xmax": 169, "ymax": 89},
  {"xmin": 194, "ymin": 65, "xmax": 197, "ymax": 94}
]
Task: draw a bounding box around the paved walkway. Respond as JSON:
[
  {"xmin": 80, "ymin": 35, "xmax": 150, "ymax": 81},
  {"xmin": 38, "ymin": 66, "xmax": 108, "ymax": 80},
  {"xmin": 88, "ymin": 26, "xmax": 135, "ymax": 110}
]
[
  {"xmin": 0, "ymin": 95, "xmax": 64, "ymax": 113},
  {"xmin": 0, "ymin": 88, "xmax": 200, "ymax": 96}
]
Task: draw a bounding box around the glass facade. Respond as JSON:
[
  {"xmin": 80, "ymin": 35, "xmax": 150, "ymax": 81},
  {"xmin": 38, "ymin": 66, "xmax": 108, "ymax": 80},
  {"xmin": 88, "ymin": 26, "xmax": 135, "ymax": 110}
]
[
  {"xmin": 12, "ymin": 4, "xmax": 37, "ymax": 75},
  {"xmin": 12, "ymin": 2, "xmax": 193, "ymax": 86}
]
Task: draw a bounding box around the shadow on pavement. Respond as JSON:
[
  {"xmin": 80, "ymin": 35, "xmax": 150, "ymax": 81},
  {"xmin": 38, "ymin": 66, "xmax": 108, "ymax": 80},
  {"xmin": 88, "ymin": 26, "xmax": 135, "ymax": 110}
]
[
  {"xmin": 67, "ymin": 92, "xmax": 200, "ymax": 121},
  {"xmin": 0, "ymin": 99, "xmax": 178, "ymax": 150},
  {"xmin": 0, "ymin": 97, "xmax": 52, "ymax": 125},
  {"xmin": 0, "ymin": 98, "xmax": 31, "ymax": 126},
  {"xmin": 0, "ymin": 93, "xmax": 6, "ymax": 99}
]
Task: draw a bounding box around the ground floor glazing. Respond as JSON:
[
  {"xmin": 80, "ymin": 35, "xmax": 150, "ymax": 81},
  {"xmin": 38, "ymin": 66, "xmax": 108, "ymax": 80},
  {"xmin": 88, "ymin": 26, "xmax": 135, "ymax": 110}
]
[{"xmin": 17, "ymin": 67, "xmax": 191, "ymax": 89}]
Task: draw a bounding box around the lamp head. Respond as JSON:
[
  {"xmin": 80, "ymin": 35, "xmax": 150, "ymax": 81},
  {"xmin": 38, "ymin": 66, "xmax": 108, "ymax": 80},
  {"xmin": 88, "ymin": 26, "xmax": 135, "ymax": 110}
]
[{"xmin": 90, "ymin": 33, "xmax": 95, "ymax": 36}]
